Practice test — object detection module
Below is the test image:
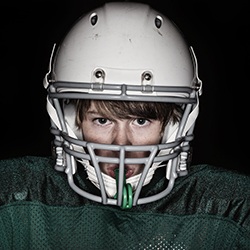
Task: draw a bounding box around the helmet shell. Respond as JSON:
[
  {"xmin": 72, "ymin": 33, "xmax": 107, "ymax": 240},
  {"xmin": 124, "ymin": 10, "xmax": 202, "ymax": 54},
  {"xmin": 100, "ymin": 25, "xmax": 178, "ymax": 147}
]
[{"xmin": 53, "ymin": 2, "xmax": 194, "ymax": 88}]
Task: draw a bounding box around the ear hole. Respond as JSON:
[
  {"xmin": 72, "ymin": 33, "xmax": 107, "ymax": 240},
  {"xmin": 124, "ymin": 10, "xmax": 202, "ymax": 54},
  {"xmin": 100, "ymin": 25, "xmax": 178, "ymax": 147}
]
[
  {"xmin": 90, "ymin": 12, "xmax": 98, "ymax": 26},
  {"xmin": 155, "ymin": 15, "xmax": 163, "ymax": 29}
]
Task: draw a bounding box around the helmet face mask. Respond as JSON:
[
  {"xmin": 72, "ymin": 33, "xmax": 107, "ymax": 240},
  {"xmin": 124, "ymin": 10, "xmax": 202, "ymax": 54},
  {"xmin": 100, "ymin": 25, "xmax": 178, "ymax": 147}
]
[{"xmin": 44, "ymin": 2, "xmax": 202, "ymax": 208}]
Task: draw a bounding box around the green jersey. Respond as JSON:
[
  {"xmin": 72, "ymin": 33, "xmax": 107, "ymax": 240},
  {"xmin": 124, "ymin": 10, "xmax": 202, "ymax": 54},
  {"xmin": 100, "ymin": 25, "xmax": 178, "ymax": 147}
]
[{"xmin": 0, "ymin": 156, "xmax": 249, "ymax": 249}]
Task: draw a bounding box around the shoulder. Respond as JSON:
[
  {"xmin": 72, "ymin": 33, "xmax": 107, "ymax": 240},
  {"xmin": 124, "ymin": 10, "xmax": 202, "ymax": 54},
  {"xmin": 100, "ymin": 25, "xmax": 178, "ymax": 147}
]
[
  {"xmin": 187, "ymin": 164, "xmax": 250, "ymax": 194},
  {"xmin": 174, "ymin": 164, "xmax": 250, "ymax": 228},
  {"xmin": 0, "ymin": 156, "xmax": 56, "ymax": 184},
  {"xmin": 143, "ymin": 164, "xmax": 250, "ymax": 232},
  {"xmin": 0, "ymin": 155, "xmax": 55, "ymax": 194},
  {"xmin": 181, "ymin": 164, "xmax": 250, "ymax": 210},
  {"xmin": 0, "ymin": 155, "xmax": 54, "ymax": 172},
  {"xmin": 0, "ymin": 156, "xmax": 84, "ymax": 206}
]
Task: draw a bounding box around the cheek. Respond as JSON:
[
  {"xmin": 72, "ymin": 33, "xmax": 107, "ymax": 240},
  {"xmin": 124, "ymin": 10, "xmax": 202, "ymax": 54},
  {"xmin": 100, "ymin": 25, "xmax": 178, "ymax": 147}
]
[
  {"xmin": 81, "ymin": 122, "xmax": 97, "ymax": 142},
  {"xmin": 138, "ymin": 132, "xmax": 161, "ymax": 145},
  {"xmin": 134, "ymin": 125, "xmax": 162, "ymax": 145},
  {"xmin": 81, "ymin": 122, "xmax": 109, "ymax": 144}
]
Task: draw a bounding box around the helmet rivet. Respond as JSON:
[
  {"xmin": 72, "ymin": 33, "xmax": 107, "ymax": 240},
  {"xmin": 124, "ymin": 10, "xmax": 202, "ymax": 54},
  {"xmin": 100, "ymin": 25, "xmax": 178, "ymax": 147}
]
[
  {"xmin": 90, "ymin": 13, "xmax": 98, "ymax": 26},
  {"xmin": 94, "ymin": 69, "xmax": 105, "ymax": 79},
  {"xmin": 143, "ymin": 72, "xmax": 152, "ymax": 81},
  {"xmin": 155, "ymin": 15, "xmax": 163, "ymax": 29}
]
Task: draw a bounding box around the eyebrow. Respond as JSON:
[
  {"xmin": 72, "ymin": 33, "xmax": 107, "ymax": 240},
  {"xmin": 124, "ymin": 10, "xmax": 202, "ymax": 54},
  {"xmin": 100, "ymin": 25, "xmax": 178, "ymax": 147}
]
[
  {"xmin": 86, "ymin": 110, "xmax": 100, "ymax": 115},
  {"xmin": 85, "ymin": 109, "xmax": 112, "ymax": 118}
]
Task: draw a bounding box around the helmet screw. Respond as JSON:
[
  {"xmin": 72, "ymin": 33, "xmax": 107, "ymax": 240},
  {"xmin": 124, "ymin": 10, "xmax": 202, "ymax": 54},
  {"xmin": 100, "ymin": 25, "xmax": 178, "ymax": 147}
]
[
  {"xmin": 143, "ymin": 72, "xmax": 152, "ymax": 81},
  {"xmin": 94, "ymin": 69, "xmax": 105, "ymax": 79}
]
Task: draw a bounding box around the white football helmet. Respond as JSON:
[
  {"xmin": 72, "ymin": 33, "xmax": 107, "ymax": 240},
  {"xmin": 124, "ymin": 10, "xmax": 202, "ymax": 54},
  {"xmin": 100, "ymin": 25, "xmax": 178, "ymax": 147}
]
[{"xmin": 43, "ymin": 2, "xmax": 202, "ymax": 208}]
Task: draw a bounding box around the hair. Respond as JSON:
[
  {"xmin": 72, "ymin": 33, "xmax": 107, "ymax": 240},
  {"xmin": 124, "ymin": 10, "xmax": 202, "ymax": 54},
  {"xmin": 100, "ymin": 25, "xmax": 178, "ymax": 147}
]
[{"xmin": 75, "ymin": 100, "xmax": 182, "ymax": 132}]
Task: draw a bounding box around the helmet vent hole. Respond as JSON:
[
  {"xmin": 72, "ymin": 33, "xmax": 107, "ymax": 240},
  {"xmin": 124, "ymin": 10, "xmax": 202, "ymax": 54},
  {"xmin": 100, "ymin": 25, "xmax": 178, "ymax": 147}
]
[
  {"xmin": 90, "ymin": 12, "xmax": 98, "ymax": 26},
  {"xmin": 155, "ymin": 15, "xmax": 163, "ymax": 29}
]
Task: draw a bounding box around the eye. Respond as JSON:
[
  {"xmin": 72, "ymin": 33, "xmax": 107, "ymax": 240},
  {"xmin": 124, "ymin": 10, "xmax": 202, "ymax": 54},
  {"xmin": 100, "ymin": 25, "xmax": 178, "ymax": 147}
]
[
  {"xmin": 134, "ymin": 118, "xmax": 149, "ymax": 126},
  {"xmin": 94, "ymin": 118, "xmax": 110, "ymax": 125},
  {"xmin": 93, "ymin": 117, "xmax": 111, "ymax": 126}
]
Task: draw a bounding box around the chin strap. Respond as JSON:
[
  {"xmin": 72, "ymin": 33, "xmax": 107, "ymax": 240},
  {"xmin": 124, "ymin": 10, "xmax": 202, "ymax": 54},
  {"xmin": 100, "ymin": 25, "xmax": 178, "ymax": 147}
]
[{"xmin": 114, "ymin": 169, "xmax": 133, "ymax": 209}]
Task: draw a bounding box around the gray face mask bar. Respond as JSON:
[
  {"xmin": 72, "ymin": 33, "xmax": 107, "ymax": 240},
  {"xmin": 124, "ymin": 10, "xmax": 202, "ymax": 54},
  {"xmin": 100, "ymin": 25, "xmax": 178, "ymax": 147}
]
[
  {"xmin": 50, "ymin": 123, "xmax": 193, "ymax": 207},
  {"xmin": 46, "ymin": 78, "xmax": 198, "ymax": 207},
  {"xmin": 114, "ymin": 168, "xmax": 133, "ymax": 209},
  {"xmin": 48, "ymin": 81, "xmax": 197, "ymax": 104}
]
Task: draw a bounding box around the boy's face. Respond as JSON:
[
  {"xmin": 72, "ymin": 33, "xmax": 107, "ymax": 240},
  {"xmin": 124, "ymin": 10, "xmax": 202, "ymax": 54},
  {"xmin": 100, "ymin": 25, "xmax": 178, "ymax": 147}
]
[{"xmin": 80, "ymin": 101, "xmax": 163, "ymax": 179}]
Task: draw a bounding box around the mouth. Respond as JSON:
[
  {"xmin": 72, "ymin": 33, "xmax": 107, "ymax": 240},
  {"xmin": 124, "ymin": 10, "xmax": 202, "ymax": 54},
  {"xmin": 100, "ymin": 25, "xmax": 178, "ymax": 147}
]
[{"xmin": 107, "ymin": 166, "xmax": 134, "ymax": 179}]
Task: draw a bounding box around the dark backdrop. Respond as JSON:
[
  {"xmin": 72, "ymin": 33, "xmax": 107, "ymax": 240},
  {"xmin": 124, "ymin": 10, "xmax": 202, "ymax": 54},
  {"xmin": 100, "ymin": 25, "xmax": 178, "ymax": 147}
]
[{"xmin": 1, "ymin": 0, "xmax": 249, "ymax": 175}]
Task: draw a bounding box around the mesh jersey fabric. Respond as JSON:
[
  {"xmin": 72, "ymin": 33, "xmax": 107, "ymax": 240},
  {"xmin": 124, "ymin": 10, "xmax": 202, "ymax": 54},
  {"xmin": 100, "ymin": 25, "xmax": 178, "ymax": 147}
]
[{"xmin": 0, "ymin": 156, "xmax": 249, "ymax": 249}]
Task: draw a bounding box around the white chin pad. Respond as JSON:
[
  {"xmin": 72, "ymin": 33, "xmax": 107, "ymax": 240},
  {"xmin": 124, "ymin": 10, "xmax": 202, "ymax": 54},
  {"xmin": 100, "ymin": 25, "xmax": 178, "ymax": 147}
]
[{"xmin": 82, "ymin": 163, "xmax": 160, "ymax": 197}]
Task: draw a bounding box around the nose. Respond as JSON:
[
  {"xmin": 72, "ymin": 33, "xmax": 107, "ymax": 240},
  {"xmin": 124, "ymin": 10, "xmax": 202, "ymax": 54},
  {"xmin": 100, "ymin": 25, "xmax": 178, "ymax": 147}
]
[{"xmin": 112, "ymin": 123, "xmax": 131, "ymax": 146}]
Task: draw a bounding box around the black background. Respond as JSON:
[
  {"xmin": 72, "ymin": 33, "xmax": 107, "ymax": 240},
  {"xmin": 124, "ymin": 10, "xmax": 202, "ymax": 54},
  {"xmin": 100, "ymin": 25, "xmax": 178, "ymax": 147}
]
[{"xmin": 1, "ymin": 0, "xmax": 249, "ymax": 175}]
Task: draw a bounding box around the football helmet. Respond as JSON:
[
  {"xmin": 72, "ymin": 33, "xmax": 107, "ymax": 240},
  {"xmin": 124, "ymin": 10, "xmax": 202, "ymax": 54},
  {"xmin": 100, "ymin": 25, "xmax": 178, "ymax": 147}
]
[{"xmin": 43, "ymin": 2, "xmax": 202, "ymax": 208}]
